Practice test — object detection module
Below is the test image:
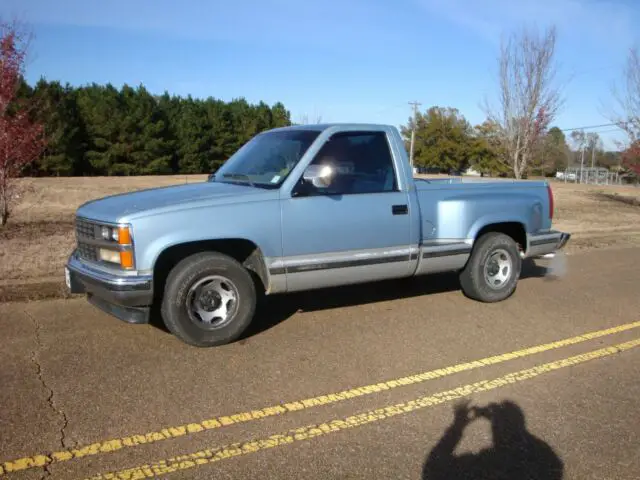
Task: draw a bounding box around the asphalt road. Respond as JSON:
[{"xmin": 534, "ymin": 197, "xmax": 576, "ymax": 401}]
[{"xmin": 1, "ymin": 246, "xmax": 639, "ymax": 480}]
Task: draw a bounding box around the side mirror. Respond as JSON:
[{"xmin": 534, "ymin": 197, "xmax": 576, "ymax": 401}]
[
  {"xmin": 303, "ymin": 164, "xmax": 334, "ymax": 188},
  {"xmin": 207, "ymin": 166, "xmax": 219, "ymax": 181}
]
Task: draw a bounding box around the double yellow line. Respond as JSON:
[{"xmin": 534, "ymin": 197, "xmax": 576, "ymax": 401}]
[
  {"xmin": 86, "ymin": 337, "xmax": 640, "ymax": 480},
  {"xmin": 2, "ymin": 320, "xmax": 640, "ymax": 478}
]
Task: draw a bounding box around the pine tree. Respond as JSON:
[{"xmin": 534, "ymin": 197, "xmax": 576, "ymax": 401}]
[{"xmin": 13, "ymin": 77, "xmax": 295, "ymax": 177}]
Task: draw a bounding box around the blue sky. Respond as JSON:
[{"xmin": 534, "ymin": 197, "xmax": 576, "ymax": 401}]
[{"xmin": 2, "ymin": 0, "xmax": 639, "ymax": 149}]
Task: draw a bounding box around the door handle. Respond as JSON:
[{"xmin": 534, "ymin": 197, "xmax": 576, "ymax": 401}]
[{"xmin": 392, "ymin": 204, "xmax": 408, "ymax": 215}]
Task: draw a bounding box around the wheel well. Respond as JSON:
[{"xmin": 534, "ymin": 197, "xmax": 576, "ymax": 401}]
[
  {"xmin": 474, "ymin": 222, "xmax": 527, "ymax": 253},
  {"xmin": 152, "ymin": 239, "xmax": 269, "ymax": 302}
]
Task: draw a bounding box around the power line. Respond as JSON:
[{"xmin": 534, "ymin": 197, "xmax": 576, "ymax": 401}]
[
  {"xmin": 559, "ymin": 122, "xmax": 621, "ymax": 132},
  {"xmin": 577, "ymin": 128, "xmax": 624, "ymax": 134}
]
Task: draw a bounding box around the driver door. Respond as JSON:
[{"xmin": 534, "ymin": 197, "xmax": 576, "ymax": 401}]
[{"xmin": 279, "ymin": 130, "xmax": 413, "ymax": 292}]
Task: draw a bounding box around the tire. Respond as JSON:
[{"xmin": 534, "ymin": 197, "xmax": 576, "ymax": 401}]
[
  {"xmin": 161, "ymin": 251, "xmax": 257, "ymax": 347},
  {"xmin": 459, "ymin": 232, "xmax": 522, "ymax": 303}
]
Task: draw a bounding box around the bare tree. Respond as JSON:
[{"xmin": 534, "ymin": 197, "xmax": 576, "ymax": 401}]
[
  {"xmin": 586, "ymin": 132, "xmax": 601, "ymax": 168},
  {"xmin": 297, "ymin": 111, "xmax": 323, "ymax": 125},
  {"xmin": 483, "ymin": 25, "xmax": 564, "ymax": 179},
  {"xmin": 570, "ymin": 129, "xmax": 586, "ymax": 150},
  {"xmin": 608, "ymin": 47, "xmax": 640, "ymax": 140},
  {"xmin": 570, "ymin": 129, "xmax": 586, "ymax": 169},
  {"xmin": 605, "ymin": 47, "xmax": 640, "ymax": 180}
]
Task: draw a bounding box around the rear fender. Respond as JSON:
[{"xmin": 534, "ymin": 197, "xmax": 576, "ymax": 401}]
[{"xmin": 467, "ymin": 214, "xmax": 531, "ymax": 244}]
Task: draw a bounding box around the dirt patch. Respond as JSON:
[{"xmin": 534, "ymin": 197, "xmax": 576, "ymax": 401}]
[
  {"xmin": 0, "ymin": 221, "xmax": 74, "ymax": 241},
  {"xmin": 591, "ymin": 192, "xmax": 640, "ymax": 207},
  {"xmin": 0, "ymin": 280, "xmax": 76, "ymax": 303},
  {"xmin": 0, "ymin": 222, "xmax": 75, "ymax": 280},
  {"xmin": 565, "ymin": 231, "xmax": 640, "ymax": 253},
  {"xmin": 550, "ymin": 183, "xmax": 640, "ymax": 237}
]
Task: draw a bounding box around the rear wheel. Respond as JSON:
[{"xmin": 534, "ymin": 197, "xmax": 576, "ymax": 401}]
[
  {"xmin": 459, "ymin": 232, "xmax": 522, "ymax": 302},
  {"xmin": 161, "ymin": 251, "xmax": 256, "ymax": 347}
]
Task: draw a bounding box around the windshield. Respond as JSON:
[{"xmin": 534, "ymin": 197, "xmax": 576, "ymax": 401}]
[{"xmin": 212, "ymin": 129, "xmax": 321, "ymax": 188}]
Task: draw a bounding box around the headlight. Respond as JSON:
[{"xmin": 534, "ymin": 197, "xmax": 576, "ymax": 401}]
[
  {"xmin": 101, "ymin": 226, "xmax": 119, "ymax": 241},
  {"xmin": 99, "ymin": 248, "xmax": 120, "ymax": 264},
  {"xmin": 98, "ymin": 224, "xmax": 134, "ymax": 269},
  {"xmin": 99, "ymin": 225, "xmax": 132, "ymax": 245}
]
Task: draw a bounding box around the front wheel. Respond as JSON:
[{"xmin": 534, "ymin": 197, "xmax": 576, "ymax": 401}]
[
  {"xmin": 459, "ymin": 232, "xmax": 522, "ymax": 303},
  {"xmin": 161, "ymin": 252, "xmax": 257, "ymax": 347}
]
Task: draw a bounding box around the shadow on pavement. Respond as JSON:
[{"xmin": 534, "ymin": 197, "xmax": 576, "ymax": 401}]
[
  {"xmin": 422, "ymin": 399, "xmax": 564, "ymax": 480},
  {"xmin": 241, "ymin": 258, "xmax": 551, "ymax": 341}
]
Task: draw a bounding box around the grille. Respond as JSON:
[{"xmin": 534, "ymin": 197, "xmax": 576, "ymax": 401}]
[
  {"xmin": 76, "ymin": 217, "xmax": 97, "ymax": 240},
  {"xmin": 77, "ymin": 241, "xmax": 98, "ymax": 262},
  {"xmin": 75, "ymin": 217, "xmax": 99, "ymax": 262}
]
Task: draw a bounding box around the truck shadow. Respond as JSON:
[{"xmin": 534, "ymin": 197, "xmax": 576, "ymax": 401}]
[
  {"xmin": 422, "ymin": 399, "xmax": 564, "ymax": 480},
  {"xmin": 241, "ymin": 258, "xmax": 551, "ymax": 341}
]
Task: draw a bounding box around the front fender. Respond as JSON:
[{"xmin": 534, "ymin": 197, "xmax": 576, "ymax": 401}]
[{"xmin": 131, "ymin": 200, "xmax": 283, "ymax": 272}]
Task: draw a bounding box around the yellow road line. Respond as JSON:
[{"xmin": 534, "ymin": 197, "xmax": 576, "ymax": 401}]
[
  {"xmin": 2, "ymin": 320, "xmax": 640, "ymax": 476},
  {"xmin": 84, "ymin": 337, "xmax": 640, "ymax": 480}
]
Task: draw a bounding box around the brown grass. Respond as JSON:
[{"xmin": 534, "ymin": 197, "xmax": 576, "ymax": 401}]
[
  {"xmin": 1, "ymin": 176, "xmax": 207, "ymax": 284},
  {"xmin": 11, "ymin": 175, "xmax": 208, "ymax": 223},
  {"xmin": 551, "ymin": 182, "xmax": 640, "ymax": 234},
  {"xmin": 0, "ymin": 175, "xmax": 639, "ymax": 300}
]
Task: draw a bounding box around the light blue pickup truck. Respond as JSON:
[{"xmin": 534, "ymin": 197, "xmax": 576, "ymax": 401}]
[{"xmin": 66, "ymin": 123, "xmax": 570, "ymax": 347}]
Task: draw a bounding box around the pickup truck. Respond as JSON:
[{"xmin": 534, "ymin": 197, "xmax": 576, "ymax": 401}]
[{"xmin": 65, "ymin": 123, "xmax": 571, "ymax": 347}]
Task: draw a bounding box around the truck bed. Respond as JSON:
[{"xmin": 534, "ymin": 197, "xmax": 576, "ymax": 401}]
[
  {"xmin": 414, "ymin": 176, "xmax": 549, "ymax": 188},
  {"xmin": 413, "ymin": 175, "xmax": 552, "ymax": 249}
]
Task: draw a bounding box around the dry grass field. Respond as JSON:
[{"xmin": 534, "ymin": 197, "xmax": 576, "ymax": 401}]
[
  {"xmin": 1, "ymin": 174, "xmax": 639, "ymax": 301},
  {"xmin": 1, "ymin": 175, "xmax": 207, "ymax": 278}
]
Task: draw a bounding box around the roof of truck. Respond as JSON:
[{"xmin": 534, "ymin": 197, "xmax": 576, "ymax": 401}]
[{"xmin": 268, "ymin": 123, "xmax": 393, "ymax": 132}]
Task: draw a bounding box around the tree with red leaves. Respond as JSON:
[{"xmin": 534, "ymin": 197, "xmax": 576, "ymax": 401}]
[
  {"xmin": 609, "ymin": 47, "xmax": 640, "ymax": 183},
  {"xmin": 0, "ymin": 20, "xmax": 46, "ymax": 226},
  {"xmin": 621, "ymin": 140, "xmax": 640, "ymax": 181}
]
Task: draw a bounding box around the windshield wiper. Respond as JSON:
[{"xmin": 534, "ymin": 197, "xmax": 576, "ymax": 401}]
[{"xmin": 221, "ymin": 173, "xmax": 255, "ymax": 187}]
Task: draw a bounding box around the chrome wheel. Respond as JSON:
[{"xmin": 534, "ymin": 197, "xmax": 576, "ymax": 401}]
[
  {"xmin": 483, "ymin": 248, "xmax": 513, "ymax": 289},
  {"xmin": 186, "ymin": 275, "xmax": 239, "ymax": 329}
]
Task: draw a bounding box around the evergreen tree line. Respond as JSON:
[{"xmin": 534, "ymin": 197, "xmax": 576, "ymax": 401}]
[
  {"xmin": 15, "ymin": 80, "xmax": 625, "ymax": 179},
  {"xmin": 19, "ymin": 79, "xmax": 292, "ymax": 176}
]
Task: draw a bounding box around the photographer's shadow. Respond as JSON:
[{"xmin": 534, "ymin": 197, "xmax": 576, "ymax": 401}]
[{"xmin": 423, "ymin": 400, "xmax": 564, "ymax": 480}]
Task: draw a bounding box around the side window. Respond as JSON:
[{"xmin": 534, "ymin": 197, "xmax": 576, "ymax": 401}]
[{"xmin": 299, "ymin": 131, "xmax": 398, "ymax": 195}]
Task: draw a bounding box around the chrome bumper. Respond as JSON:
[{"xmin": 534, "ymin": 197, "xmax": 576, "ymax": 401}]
[
  {"xmin": 526, "ymin": 231, "xmax": 571, "ymax": 259},
  {"xmin": 65, "ymin": 251, "xmax": 153, "ymax": 324},
  {"xmin": 556, "ymin": 232, "xmax": 571, "ymax": 250}
]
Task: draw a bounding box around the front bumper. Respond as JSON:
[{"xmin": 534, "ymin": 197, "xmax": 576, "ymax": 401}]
[{"xmin": 65, "ymin": 251, "xmax": 153, "ymax": 324}]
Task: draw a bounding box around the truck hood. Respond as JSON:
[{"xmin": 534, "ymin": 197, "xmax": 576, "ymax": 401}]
[{"xmin": 76, "ymin": 181, "xmax": 272, "ymax": 223}]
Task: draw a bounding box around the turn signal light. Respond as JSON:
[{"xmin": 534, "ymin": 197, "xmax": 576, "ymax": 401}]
[
  {"xmin": 118, "ymin": 226, "xmax": 132, "ymax": 245},
  {"xmin": 120, "ymin": 250, "xmax": 134, "ymax": 269}
]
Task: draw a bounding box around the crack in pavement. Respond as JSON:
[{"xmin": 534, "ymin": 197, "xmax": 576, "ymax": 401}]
[{"xmin": 24, "ymin": 309, "xmax": 70, "ymax": 478}]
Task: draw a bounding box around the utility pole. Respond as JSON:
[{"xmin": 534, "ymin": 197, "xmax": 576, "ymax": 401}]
[
  {"xmin": 580, "ymin": 145, "xmax": 585, "ymax": 184},
  {"xmin": 408, "ymin": 101, "xmax": 421, "ymax": 171},
  {"xmin": 590, "ymin": 145, "xmax": 596, "ymax": 184}
]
